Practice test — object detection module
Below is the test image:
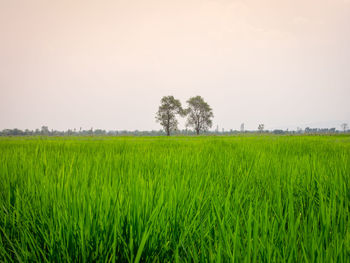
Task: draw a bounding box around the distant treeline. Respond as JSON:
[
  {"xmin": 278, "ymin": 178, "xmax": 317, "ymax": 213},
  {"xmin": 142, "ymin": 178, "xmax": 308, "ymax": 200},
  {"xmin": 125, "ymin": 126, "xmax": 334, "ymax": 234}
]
[{"xmin": 0, "ymin": 126, "xmax": 348, "ymax": 136}]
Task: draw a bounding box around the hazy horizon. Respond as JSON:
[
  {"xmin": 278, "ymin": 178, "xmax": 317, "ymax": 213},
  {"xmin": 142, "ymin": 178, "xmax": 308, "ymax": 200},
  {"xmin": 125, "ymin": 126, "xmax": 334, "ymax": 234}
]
[{"xmin": 1, "ymin": 0, "xmax": 349, "ymax": 131}]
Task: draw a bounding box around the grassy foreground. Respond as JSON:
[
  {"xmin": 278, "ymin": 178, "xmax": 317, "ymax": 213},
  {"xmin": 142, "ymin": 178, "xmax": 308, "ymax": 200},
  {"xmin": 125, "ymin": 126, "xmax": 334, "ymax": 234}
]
[{"xmin": 0, "ymin": 135, "xmax": 349, "ymax": 262}]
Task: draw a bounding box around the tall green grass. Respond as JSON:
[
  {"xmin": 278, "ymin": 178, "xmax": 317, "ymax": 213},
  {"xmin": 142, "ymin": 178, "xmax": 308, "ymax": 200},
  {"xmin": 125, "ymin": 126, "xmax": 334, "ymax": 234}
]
[{"xmin": 0, "ymin": 135, "xmax": 349, "ymax": 262}]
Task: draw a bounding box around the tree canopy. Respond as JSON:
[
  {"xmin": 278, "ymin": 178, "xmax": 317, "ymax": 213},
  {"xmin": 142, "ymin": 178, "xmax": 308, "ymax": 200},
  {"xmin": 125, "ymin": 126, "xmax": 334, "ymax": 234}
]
[
  {"xmin": 185, "ymin": 96, "xmax": 213, "ymax": 135},
  {"xmin": 155, "ymin": 96, "xmax": 184, "ymax": 136}
]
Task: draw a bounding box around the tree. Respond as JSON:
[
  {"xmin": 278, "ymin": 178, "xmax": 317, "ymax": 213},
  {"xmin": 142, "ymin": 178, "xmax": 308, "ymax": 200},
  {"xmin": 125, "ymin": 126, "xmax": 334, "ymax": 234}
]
[
  {"xmin": 258, "ymin": 124, "xmax": 264, "ymax": 133},
  {"xmin": 341, "ymin": 123, "xmax": 348, "ymax": 132},
  {"xmin": 185, "ymin": 96, "xmax": 213, "ymax": 135},
  {"xmin": 156, "ymin": 96, "xmax": 184, "ymax": 136}
]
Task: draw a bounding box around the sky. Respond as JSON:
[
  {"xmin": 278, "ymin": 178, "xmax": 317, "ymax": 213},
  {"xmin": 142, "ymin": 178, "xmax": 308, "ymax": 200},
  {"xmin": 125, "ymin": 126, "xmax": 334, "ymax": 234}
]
[{"xmin": 1, "ymin": 0, "xmax": 349, "ymax": 131}]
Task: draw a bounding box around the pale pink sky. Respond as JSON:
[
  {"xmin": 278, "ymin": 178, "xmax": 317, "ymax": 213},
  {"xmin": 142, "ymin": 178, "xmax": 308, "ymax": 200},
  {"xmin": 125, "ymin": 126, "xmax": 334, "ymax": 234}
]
[{"xmin": 1, "ymin": 0, "xmax": 349, "ymax": 131}]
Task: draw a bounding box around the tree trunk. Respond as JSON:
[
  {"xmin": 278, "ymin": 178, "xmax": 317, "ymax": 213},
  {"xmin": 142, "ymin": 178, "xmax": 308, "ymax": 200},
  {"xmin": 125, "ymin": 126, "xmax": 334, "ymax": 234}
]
[
  {"xmin": 166, "ymin": 114, "xmax": 170, "ymax": 136},
  {"xmin": 196, "ymin": 128, "xmax": 199, "ymax": 135}
]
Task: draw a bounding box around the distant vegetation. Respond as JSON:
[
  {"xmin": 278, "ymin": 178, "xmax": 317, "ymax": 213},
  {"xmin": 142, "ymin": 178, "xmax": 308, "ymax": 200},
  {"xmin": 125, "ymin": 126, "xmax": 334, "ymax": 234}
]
[
  {"xmin": 0, "ymin": 96, "xmax": 348, "ymax": 136},
  {"xmin": 0, "ymin": 126, "xmax": 348, "ymax": 136},
  {"xmin": 1, "ymin": 135, "xmax": 349, "ymax": 261},
  {"xmin": 185, "ymin": 96, "xmax": 213, "ymax": 135},
  {"xmin": 156, "ymin": 96, "xmax": 185, "ymax": 136},
  {"xmin": 0, "ymin": 97, "xmax": 348, "ymax": 137},
  {"xmin": 156, "ymin": 95, "xmax": 213, "ymax": 136}
]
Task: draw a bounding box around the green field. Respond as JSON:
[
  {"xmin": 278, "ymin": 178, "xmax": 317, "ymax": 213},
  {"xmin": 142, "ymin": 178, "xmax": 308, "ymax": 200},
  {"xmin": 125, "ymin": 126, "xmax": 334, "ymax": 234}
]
[{"xmin": 0, "ymin": 135, "xmax": 349, "ymax": 262}]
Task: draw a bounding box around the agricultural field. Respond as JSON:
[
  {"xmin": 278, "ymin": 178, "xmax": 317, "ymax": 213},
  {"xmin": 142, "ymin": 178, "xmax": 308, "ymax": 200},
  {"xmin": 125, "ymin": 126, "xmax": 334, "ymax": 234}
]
[{"xmin": 0, "ymin": 135, "xmax": 349, "ymax": 262}]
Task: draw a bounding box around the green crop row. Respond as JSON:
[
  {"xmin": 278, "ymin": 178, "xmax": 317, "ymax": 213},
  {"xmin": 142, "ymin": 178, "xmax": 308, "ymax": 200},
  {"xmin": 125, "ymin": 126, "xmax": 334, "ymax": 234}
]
[{"xmin": 0, "ymin": 135, "xmax": 349, "ymax": 262}]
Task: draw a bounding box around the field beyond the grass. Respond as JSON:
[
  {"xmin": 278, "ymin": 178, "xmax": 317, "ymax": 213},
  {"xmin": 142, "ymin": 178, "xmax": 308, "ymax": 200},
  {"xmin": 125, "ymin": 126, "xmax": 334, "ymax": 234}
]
[{"xmin": 0, "ymin": 135, "xmax": 349, "ymax": 262}]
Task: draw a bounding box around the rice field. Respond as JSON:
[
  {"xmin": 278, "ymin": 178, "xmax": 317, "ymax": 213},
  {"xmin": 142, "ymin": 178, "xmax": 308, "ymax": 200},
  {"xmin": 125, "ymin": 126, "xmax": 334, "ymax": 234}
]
[{"xmin": 0, "ymin": 135, "xmax": 349, "ymax": 262}]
